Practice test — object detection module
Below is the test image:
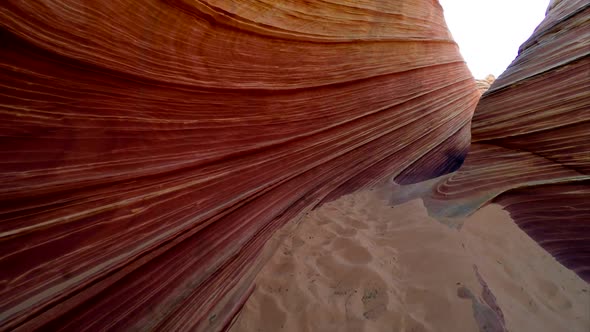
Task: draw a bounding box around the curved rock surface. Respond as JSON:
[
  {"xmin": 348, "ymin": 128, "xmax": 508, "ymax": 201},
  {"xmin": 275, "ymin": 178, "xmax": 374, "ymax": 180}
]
[
  {"xmin": 432, "ymin": 0, "xmax": 590, "ymax": 281},
  {"xmin": 0, "ymin": 1, "xmax": 478, "ymax": 330}
]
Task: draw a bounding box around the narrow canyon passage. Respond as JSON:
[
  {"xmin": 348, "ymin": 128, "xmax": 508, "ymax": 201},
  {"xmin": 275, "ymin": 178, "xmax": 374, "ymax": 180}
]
[{"xmin": 0, "ymin": 0, "xmax": 588, "ymax": 330}]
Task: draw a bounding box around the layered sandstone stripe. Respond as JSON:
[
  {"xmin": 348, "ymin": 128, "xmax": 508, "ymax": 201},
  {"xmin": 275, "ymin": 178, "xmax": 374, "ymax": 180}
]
[
  {"xmin": 431, "ymin": 0, "xmax": 590, "ymax": 281},
  {"xmin": 0, "ymin": 1, "xmax": 478, "ymax": 330}
]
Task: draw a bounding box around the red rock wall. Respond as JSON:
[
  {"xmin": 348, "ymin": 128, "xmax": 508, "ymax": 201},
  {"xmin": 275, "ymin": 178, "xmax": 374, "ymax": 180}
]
[
  {"xmin": 433, "ymin": 0, "xmax": 590, "ymax": 281},
  {"xmin": 0, "ymin": 1, "xmax": 478, "ymax": 330}
]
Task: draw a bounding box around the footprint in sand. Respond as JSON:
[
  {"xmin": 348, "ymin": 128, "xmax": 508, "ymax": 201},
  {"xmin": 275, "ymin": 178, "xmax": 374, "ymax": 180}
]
[
  {"xmin": 536, "ymin": 278, "xmax": 573, "ymax": 310},
  {"xmin": 360, "ymin": 279, "xmax": 390, "ymax": 321},
  {"xmin": 328, "ymin": 223, "xmax": 358, "ymax": 237},
  {"xmin": 348, "ymin": 218, "xmax": 370, "ymax": 230},
  {"xmin": 314, "ymin": 211, "xmax": 332, "ymax": 226},
  {"xmin": 361, "ymin": 289, "xmax": 387, "ymax": 320},
  {"xmin": 331, "ymin": 237, "xmax": 372, "ymax": 264},
  {"xmin": 290, "ymin": 235, "xmax": 306, "ymax": 249},
  {"xmin": 247, "ymin": 293, "xmax": 287, "ymax": 331},
  {"xmin": 272, "ymin": 260, "xmax": 296, "ymax": 276}
]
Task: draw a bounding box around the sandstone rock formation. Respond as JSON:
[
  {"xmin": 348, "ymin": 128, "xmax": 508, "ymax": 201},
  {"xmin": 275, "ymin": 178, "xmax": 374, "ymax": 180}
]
[
  {"xmin": 475, "ymin": 74, "xmax": 495, "ymax": 95},
  {"xmin": 0, "ymin": 1, "xmax": 478, "ymax": 330},
  {"xmin": 432, "ymin": 0, "xmax": 590, "ymax": 281}
]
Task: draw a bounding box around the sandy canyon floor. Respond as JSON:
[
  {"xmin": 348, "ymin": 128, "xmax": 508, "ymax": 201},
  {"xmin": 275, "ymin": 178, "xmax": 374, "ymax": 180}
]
[{"xmin": 230, "ymin": 188, "xmax": 589, "ymax": 332}]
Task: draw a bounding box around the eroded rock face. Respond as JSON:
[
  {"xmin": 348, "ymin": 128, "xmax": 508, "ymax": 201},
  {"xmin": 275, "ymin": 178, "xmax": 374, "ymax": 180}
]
[
  {"xmin": 475, "ymin": 74, "xmax": 495, "ymax": 95},
  {"xmin": 0, "ymin": 1, "xmax": 478, "ymax": 330},
  {"xmin": 433, "ymin": 0, "xmax": 590, "ymax": 281}
]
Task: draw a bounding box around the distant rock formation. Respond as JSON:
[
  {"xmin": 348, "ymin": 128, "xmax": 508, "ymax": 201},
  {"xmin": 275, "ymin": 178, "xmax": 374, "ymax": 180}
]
[
  {"xmin": 0, "ymin": 1, "xmax": 478, "ymax": 330},
  {"xmin": 475, "ymin": 74, "xmax": 496, "ymax": 95},
  {"xmin": 432, "ymin": 0, "xmax": 590, "ymax": 282}
]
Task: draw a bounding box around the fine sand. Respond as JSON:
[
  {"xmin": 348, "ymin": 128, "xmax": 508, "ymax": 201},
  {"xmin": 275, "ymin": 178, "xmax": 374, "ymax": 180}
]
[{"xmin": 230, "ymin": 189, "xmax": 589, "ymax": 332}]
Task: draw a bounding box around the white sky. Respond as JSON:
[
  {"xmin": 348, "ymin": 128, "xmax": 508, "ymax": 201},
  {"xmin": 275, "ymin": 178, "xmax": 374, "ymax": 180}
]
[{"xmin": 438, "ymin": 0, "xmax": 549, "ymax": 79}]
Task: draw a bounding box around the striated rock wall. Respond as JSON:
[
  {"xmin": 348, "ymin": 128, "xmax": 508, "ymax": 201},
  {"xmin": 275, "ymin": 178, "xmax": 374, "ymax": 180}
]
[
  {"xmin": 0, "ymin": 1, "xmax": 478, "ymax": 330},
  {"xmin": 432, "ymin": 0, "xmax": 590, "ymax": 281}
]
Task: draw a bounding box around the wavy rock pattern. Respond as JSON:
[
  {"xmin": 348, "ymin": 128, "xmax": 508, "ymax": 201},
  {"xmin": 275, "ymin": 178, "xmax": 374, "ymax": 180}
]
[
  {"xmin": 432, "ymin": 0, "xmax": 590, "ymax": 281},
  {"xmin": 0, "ymin": 1, "xmax": 478, "ymax": 330}
]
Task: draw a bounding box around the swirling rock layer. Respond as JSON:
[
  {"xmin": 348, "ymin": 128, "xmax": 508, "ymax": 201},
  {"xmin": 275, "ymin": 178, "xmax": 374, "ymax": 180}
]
[
  {"xmin": 0, "ymin": 1, "xmax": 478, "ymax": 330},
  {"xmin": 433, "ymin": 0, "xmax": 590, "ymax": 281}
]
